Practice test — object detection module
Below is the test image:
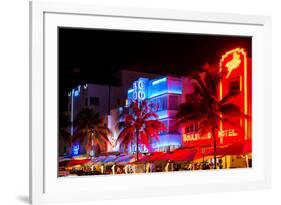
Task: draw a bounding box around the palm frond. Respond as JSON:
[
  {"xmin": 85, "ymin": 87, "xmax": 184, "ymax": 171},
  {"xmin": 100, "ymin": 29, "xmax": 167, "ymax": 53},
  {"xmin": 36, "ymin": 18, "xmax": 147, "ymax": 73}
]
[
  {"xmin": 116, "ymin": 126, "xmax": 135, "ymax": 149},
  {"xmin": 219, "ymin": 103, "xmax": 243, "ymax": 117},
  {"xmin": 219, "ymin": 91, "xmax": 240, "ymax": 105}
]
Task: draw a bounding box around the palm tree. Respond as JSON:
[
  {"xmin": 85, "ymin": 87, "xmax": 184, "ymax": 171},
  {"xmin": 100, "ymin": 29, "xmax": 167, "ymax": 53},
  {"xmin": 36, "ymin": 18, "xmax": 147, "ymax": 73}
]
[
  {"xmin": 176, "ymin": 64, "xmax": 247, "ymax": 169},
  {"xmin": 59, "ymin": 111, "xmax": 72, "ymax": 155},
  {"xmin": 73, "ymin": 108, "xmax": 112, "ymax": 157},
  {"xmin": 117, "ymin": 100, "xmax": 165, "ymax": 160}
]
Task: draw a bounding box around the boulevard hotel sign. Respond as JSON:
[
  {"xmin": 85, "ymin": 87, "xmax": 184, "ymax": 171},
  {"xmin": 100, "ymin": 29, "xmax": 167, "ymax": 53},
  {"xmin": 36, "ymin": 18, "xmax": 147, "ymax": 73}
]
[{"xmin": 182, "ymin": 48, "xmax": 252, "ymax": 147}]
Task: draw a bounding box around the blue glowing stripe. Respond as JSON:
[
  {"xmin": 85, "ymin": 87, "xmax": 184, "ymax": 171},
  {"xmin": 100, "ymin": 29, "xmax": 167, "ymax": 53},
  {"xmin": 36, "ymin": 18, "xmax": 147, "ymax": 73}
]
[
  {"xmin": 152, "ymin": 77, "xmax": 167, "ymax": 85},
  {"xmin": 149, "ymin": 90, "xmax": 182, "ymax": 98},
  {"xmin": 128, "ymin": 89, "xmax": 134, "ymax": 93},
  {"xmin": 152, "ymin": 142, "xmax": 181, "ymax": 149},
  {"xmin": 151, "ymin": 134, "xmax": 182, "ymax": 148}
]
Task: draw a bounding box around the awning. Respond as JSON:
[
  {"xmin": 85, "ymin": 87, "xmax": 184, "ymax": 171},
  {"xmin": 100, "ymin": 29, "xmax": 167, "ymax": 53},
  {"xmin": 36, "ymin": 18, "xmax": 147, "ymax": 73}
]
[
  {"xmin": 102, "ymin": 155, "xmax": 118, "ymax": 165},
  {"xmin": 133, "ymin": 149, "xmax": 197, "ymax": 163},
  {"xmin": 133, "ymin": 152, "xmax": 166, "ymax": 164},
  {"xmin": 59, "ymin": 159, "xmax": 91, "ymax": 167},
  {"xmin": 114, "ymin": 154, "xmax": 134, "ymax": 164},
  {"xmin": 208, "ymin": 140, "xmax": 252, "ymax": 156},
  {"xmin": 154, "ymin": 149, "xmax": 197, "ymax": 162},
  {"xmin": 91, "ymin": 156, "xmax": 106, "ymax": 163},
  {"xmin": 168, "ymin": 149, "xmax": 197, "ymax": 162}
]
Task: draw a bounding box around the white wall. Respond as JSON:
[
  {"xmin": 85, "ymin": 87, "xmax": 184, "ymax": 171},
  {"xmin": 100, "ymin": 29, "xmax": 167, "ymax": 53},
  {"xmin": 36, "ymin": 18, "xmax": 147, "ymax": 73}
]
[{"xmin": 0, "ymin": 0, "xmax": 279, "ymax": 205}]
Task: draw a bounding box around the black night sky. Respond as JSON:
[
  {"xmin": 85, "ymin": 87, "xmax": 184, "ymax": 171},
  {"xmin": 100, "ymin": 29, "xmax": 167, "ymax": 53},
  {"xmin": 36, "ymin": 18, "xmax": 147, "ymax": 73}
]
[{"xmin": 59, "ymin": 28, "xmax": 252, "ymax": 112}]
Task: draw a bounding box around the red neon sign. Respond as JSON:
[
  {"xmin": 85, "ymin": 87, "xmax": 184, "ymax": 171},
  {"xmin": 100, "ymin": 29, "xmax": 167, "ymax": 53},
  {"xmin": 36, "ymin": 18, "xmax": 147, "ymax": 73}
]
[{"xmin": 219, "ymin": 48, "xmax": 250, "ymax": 145}]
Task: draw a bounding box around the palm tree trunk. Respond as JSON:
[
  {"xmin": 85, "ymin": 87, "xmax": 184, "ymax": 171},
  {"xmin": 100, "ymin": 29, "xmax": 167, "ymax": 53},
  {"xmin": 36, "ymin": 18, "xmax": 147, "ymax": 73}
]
[{"xmin": 212, "ymin": 127, "xmax": 217, "ymax": 169}]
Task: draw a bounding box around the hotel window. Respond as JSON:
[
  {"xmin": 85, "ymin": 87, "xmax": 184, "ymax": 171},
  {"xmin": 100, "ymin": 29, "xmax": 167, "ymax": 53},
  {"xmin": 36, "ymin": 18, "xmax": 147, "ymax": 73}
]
[
  {"xmin": 90, "ymin": 97, "xmax": 99, "ymax": 106},
  {"xmin": 168, "ymin": 120, "xmax": 179, "ymax": 134},
  {"xmin": 185, "ymin": 122, "xmax": 199, "ymax": 133},
  {"xmin": 150, "ymin": 96, "xmax": 168, "ymax": 111},
  {"xmin": 229, "ymin": 79, "xmax": 240, "ymax": 93},
  {"xmin": 160, "ymin": 120, "xmax": 168, "ymax": 134}
]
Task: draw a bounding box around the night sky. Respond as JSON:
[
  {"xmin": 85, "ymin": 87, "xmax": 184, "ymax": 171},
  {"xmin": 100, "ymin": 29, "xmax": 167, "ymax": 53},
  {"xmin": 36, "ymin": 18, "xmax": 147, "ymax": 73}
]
[{"xmin": 59, "ymin": 28, "xmax": 252, "ymax": 112}]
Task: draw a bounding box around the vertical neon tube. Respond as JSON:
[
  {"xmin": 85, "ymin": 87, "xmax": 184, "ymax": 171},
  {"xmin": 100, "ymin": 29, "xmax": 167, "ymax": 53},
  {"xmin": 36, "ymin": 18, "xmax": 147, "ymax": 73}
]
[{"xmin": 243, "ymin": 49, "xmax": 248, "ymax": 140}]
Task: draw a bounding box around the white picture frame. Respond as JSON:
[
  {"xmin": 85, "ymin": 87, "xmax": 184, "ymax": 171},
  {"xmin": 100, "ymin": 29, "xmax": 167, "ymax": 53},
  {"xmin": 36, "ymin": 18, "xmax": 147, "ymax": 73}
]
[{"xmin": 30, "ymin": 1, "xmax": 272, "ymax": 204}]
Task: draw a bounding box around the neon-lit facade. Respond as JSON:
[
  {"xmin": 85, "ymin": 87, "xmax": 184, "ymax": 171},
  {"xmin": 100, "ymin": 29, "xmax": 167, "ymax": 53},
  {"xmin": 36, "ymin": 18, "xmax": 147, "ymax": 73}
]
[
  {"xmin": 67, "ymin": 83, "xmax": 122, "ymax": 156},
  {"xmin": 181, "ymin": 48, "xmax": 252, "ymax": 150},
  {"xmin": 126, "ymin": 76, "xmax": 184, "ymax": 152}
]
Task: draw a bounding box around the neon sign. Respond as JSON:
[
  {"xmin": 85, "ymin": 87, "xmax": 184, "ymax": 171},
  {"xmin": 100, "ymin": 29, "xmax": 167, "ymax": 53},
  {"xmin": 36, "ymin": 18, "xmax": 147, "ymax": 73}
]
[
  {"xmin": 225, "ymin": 52, "xmax": 241, "ymax": 78},
  {"xmin": 152, "ymin": 142, "xmax": 181, "ymax": 149},
  {"xmin": 152, "ymin": 77, "xmax": 167, "ymax": 85},
  {"xmin": 218, "ymin": 129, "xmax": 238, "ymax": 144},
  {"xmin": 182, "ymin": 132, "xmax": 212, "ymax": 142},
  {"xmin": 138, "ymin": 81, "xmax": 145, "ymax": 89},
  {"xmin": 74, "ymin": 90, "xmax": 79, "ymax": 96},
  {"xmin": 183, "ymin": 129, "xmax": 238, "ymax": 144},
  {"xmin": 72, "ymin": 144, "xmax": 80, "ymax": 156},
  {"xmin": 219, "ymin": 48, "xmax": 248, "ymax": 141},
  {"xmin": 129, "ymin": 144, "xmax": 148, "ymax": 153},
  {"xmin": 68, "ymin": 85, "xmax": 83, "ymax": 97},
  {"xmin": 129, "ymin": 78, "xmax": 148, "ymax": 101}
]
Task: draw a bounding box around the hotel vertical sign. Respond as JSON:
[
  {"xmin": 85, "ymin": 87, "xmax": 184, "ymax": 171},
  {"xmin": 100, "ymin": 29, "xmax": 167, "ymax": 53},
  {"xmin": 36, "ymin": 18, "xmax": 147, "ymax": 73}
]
[{"xmin": 219, "ymin": 48, "xmax": 250, "ymax": 145}]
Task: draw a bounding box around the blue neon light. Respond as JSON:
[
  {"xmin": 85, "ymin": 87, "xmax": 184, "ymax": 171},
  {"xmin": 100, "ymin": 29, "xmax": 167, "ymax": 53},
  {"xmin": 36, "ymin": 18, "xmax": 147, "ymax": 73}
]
[
  {"xmin": 152, "ymin": 77, "xmax": 167, "ymax": 85},
  {"xmin": 128, "ymin": 89, "xmax": 134, "ymax": 93},
  {"xmin": 74, "ymin": 90, "xmax": 79, "ymax": 96},
  {"xmin": 152, "ymin": 142, "xmax": 181, "ymax": 149},
  {"xmin": 148, "ymin": 77, "xmax": 182, "ymax": 98},
  {"xmin": 127, "ymin": 76, "xmax": 182, "ymax": 101},
  {"xmin": 138, "ymin": 80, "xmax": 145, "ymax": 89},
  {"xmin": 151, "ymin": 134, "xmax": 182, "ymax": 148},
  {"xmin": 149, "ymin": 90, "xmax": 182, "ymax": 98},
  {"xmin": 157, "ymin": 110, "xmax": 169, "ymax": 119},
  {"xmin": 72, "ymin": 144, "xmax": 80, "ymax": 156},
  {"xmin": 129, "ymin": 144, "xmax": 148, "ymax": 153},
  {"xmin": 128, "ymin": 78, "xmax": 148, "ymax": 101},
  {"xmin": 138, "ymin": 91, "xmax": 145, "ymax": 100}
]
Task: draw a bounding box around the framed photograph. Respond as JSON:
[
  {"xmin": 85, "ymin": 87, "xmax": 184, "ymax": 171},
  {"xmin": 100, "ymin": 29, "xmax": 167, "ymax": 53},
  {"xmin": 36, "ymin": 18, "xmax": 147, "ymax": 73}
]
[{"xmin": 30, "ymin": 1, "xmax": 271, "ymax": 204}]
